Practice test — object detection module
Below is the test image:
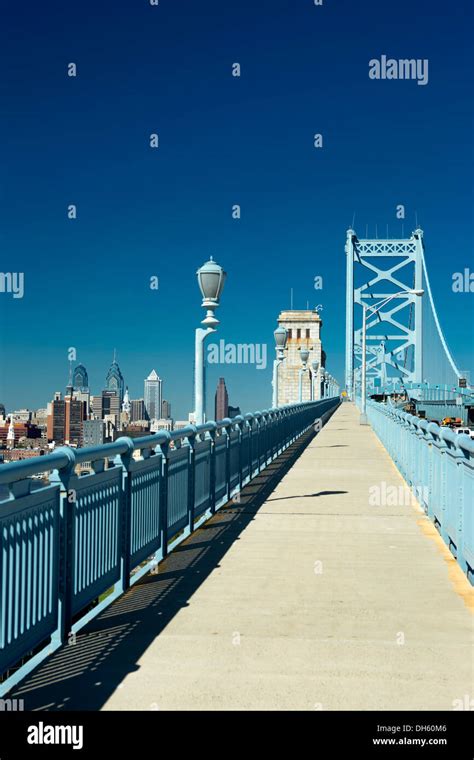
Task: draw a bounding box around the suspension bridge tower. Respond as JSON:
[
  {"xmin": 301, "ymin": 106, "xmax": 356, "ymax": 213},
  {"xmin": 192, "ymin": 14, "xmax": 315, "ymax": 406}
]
[{"xmin": 345, "ymin": 227, "xmax": 425, "ymax": 397}]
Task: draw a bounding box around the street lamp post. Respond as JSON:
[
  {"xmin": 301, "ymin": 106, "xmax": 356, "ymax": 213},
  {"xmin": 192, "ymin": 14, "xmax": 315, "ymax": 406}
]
[
  {"xmin": 272, "ymin": 326, "xmax": 287, "ymax": 408},
  {"xmin": 311, "ymin": 360, "xmax": 319, "ymax": 401},
  {"xmin": 195, "ymin": 257, "xmax": 226, "ymax": 425},
  {"xmin": 360, "ymin": 289, "xmax": 424, "ymax": 425},
  {"xmin": 298, "ymin": 348, "xmax": 311, "ymax": 402}
]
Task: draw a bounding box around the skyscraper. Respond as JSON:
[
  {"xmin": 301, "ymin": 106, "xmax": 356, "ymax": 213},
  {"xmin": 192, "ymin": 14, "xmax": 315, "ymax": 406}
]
[
  {"xmin": 92, "ymin": 390, "xmax": 120, "ymax": 423},
  {"xmin": 73, "ymin": 364, "xmax": 89, "ymax": 391},
  {"xmin": 130, "ymin": 398, "xmax": 146, "ymax": 422},
  {"xmin": 161, "ymin": 399, "xmax": 171, "ymax": 419},
  {"xmin": 144, "ymin": 370, "xmax": 162, "ymax": 420},
  {"xmin": 47, "ymin": 394, "xmax": 66, "ymax": 443},
  {"xmin": 215, "ymin": 377, "xmax": 229, "ymax": 421},
  {"xmin": 47, "ymin": 391, "xmax": 83, "ymax": 446},
  {"xmin": 64, "ymin": 395, "xmax": 83, "ymax": 446},
  {"xmin": 106, "ymin": 351, "xmax": 125, "ymax": 404}
]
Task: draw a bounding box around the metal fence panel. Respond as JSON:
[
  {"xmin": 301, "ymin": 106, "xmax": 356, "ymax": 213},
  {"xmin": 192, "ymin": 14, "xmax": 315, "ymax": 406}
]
[
  {"xmin": 215, "ymin": 436, "xmax": 227, "ymax": 502},
  {"xmin": 129, "ymin": 454, "xmax": 162, "ymax": 570},
  {"xmin": 194, "ymin": 440, "xmax": 211, "ymax": 517},
  {"xmin": 241, "ymin": 429, "xmax": 250, "ymax": 481},
  {"xmin": 0, "ymin": 485, "xmax": 60, "ymax": 673},
  {"xmin": 444, "ymin": 445, "xmax": 460, "ymax": 550},
  {"xmin": 229, "ymin": 431, "xmax": 240, "ymax": 490},
  {"xmin": 70, "ymin": 467, "xmax": 122, "ymax": 616},
  {"xmin": 461, "ymin": 460, "xmax": 474, "ymax": 569},
  {"xmin": 167, "ymin": 447, "xmax": 189, "ymax": 535}
]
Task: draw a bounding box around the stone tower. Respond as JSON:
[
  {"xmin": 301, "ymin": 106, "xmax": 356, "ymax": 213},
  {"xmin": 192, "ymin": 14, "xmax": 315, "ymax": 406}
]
[{"xmin": 276, "ymin": 309, "xmax": 324, "ymax": 405}]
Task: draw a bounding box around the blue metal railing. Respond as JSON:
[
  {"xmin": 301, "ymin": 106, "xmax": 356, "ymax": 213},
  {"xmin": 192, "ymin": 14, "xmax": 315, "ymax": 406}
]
[
  {"xmin": 366, "ymin": 400, "xmax": 474, "ymax": 582},
  {"xmin": 0, "ymin": 397, "xmax": 339, "ymax": 695}
]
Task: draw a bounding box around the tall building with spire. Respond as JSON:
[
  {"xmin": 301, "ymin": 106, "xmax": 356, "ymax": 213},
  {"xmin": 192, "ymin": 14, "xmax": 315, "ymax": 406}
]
[
  {"xmin": 106, "ymin": 350, "xmax": 125, "ymax": 404},
  {"xmin": 73, "ymin": 364, "xmax": 89, "ymax": 391},
  {"xmin": 144, "ymin": 370, "xmax": 162, "ymax": 420}
]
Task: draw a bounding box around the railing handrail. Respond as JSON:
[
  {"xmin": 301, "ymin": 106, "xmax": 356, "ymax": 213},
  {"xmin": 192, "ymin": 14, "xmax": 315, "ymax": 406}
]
[
  {"xmin": 0, "ymin": 399, "xmax": 334, "ymax": 485},
  {"xmin": 367, "ymin": 399, "xmax": 474, "ymax": 455}
]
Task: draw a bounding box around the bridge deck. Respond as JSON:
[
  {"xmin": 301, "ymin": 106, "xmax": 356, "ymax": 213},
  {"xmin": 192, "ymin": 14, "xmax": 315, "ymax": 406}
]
[{"xmin": 12, "ymin": 404, "xmax": 473, "ymax": 711}]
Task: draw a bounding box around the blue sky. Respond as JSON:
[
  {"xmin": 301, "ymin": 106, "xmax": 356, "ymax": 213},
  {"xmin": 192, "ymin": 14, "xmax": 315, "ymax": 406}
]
[{"xmin": 1, "ymin": 0, "xmax": 472, "ymax": 418}]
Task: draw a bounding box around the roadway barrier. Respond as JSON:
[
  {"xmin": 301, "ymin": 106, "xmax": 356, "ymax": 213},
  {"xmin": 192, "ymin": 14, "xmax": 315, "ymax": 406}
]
[
  {"xmin": 367, "ymin": 400, "xmax": 473, "ymax": 583},
  {"xmin": 0, "ymin": 397, "xmax": 340, "ymax": 695}
]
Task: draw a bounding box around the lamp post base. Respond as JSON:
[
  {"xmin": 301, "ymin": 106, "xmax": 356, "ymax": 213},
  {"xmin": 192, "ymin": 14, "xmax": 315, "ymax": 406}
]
[{"xmin": 359, "ymin": 413, "xmax": 369, "ymax": 425}]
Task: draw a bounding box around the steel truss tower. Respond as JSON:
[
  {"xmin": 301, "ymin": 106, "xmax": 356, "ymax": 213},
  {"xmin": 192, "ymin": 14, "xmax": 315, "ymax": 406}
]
[{"xmin": 345, "ymin": 227, "xmax": 424, "ymax": 397}]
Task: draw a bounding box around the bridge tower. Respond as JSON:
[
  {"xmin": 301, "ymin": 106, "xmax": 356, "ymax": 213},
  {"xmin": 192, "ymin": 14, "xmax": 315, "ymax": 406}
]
[
  {"xmin": 277, "ymin": 309, "xmax": 324, "ymax": 404},
  {"xmin": 345, "ymin": 227, "xmax": 425, "ymax": 397}
]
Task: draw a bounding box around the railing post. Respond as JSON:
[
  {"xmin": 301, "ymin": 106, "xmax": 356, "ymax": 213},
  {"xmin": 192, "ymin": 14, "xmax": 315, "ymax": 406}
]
[
  {"xmin": 236, "ymin": 417, "xmax": 244, "ymax": 493},
  {"xmin": 255, "ymin": 415, "xmax": 262, "ymax": 473},
  {"xmin": 160, "ymin": 439, "xmax": 170, "ymax": 559},
  {"xmin": 48, "ymin": 447, "xmax": 77, "ymax": 646},
  {"xmin": 270, "ymin": 412, "xmax": 277, "ymax": 460},
  {"xmin": 186, "ymin": 429, "xmax": 197, "ymax": 534},
  {"xmin": 114, "ymin": 436, "xmax": 135, "ymax": 594},
  {"xmin": 246, "ymin": 414, "xmax": 254, "ymax": 479},
  {"xmin": 224, "ymin": 420, "xmax": 232, "ymax": 501},
  {"xmin": 453, "ymin": 442, "xmax": 466, "ymax": 571},
  {"xmin": 209, "ymin": 427, "xmax": 217, "ymax": 514},
  {"xmin": 433, "ymin": 432, "xmax": 448, "ymax": 542}
]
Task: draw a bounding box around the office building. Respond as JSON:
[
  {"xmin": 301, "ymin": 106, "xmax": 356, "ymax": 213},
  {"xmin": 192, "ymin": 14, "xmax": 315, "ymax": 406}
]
[
  {"xmin": 130, "ymin": 398, "xmax": 146, "ymax": 422},
  {"xmin": 144, "ymin": 370, "xmax": 162, "ymax": 420},
  {"xmin": 215, "ymin": 377, "xmax": 229, "ymax": 421},
  {"xmin": 46, "ymin": 392, "xmax": 83, "ymax": 446},
  {"xmin": 82, "ymin": 419, "xmax": 104, "ymax": 447}
]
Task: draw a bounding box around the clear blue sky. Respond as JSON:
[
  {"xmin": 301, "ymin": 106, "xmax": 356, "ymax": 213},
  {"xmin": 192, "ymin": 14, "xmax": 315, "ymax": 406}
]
[{"xmin": 1, "ymin": 0, "xmax": 472, "ymax": 418}]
